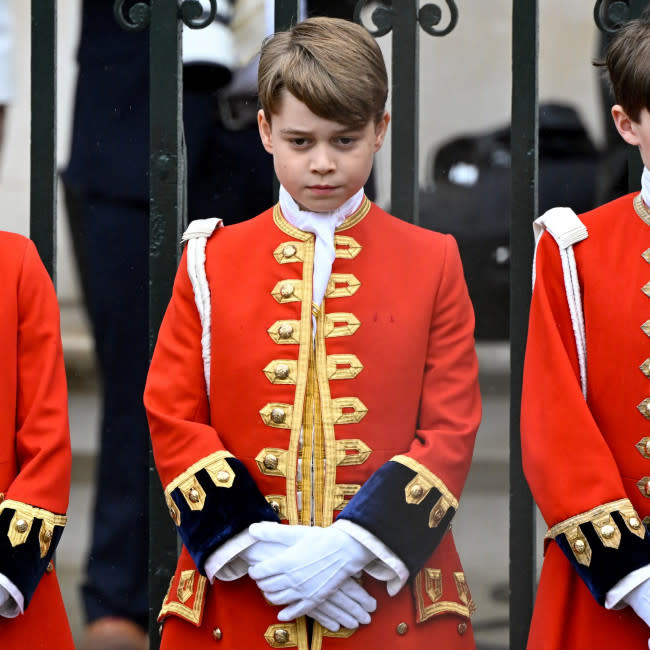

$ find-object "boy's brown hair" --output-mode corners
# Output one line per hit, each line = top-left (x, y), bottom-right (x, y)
(258, 16), (388, 129)
(603, 7), (650, 121)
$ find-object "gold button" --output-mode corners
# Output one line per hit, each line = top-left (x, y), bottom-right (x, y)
(409, 484), (424, 499)
(168, 507), (178, 523)
(280, 283), (295, 298)
(630, 516), (641, 529)
(43, 530), (52, 541)
(264, 454), (279, 470)
(46, 561), (54, 573)
(644, 480), (650, 496)
(15, 519), (28, 533)
(212, 628), (222, 641)
(573, 539), (586, 553)
(274, 364), (290, 380)
(283, 244), (297, 258)
(396, 622), (408, 635)
(188, 488), (200, 503)
(458, 622), (468, 635)
(278, 323), (293, 340)
(601, 524), (615, 539)
(269, 501), (280, 514)
(217, 471), (230, 483)
(273, 628), (290, 644)
(432, 507), (444, 523)
(645, 441), (650, 456)
(271, 408), (286, 424)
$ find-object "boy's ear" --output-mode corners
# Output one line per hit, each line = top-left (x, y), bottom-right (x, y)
(258, 109), (274, 154)
(373, 112), (390, 151)
(611, 104), (641, 146)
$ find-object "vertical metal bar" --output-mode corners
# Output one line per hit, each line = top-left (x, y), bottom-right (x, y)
(510, 0), (538, 648)
(390, 3), (418, 224)
(628, 0), (647, 191)
(30, 0), (57, 281)
(148, 0), (183, 645)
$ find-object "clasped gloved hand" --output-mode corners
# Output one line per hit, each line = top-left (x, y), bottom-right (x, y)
(247, 522), (377, 630)
(622, 578), (650, 648)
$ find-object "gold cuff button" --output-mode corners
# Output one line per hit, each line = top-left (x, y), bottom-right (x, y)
(431, 507), (444, 524)
(188, 488), (200, 503)
(217, 471), (230, 483)
(46, 561), (54, 573)
(15, 519), (28, 533)
(280, 283), (295, 298)
(409, 484), (424, 499)
(573, 539), (586, 553)
(212, 628), (222, 641)
(269, 501), (280, 514)
(264, 454), (279, 470)
(270, 408), (286, 424)
(278, 324), (294, 340)
(273, 628), (290, 644)
(458, 622), (468, 635)
(630, 516), (641, 529)
(396, 622), (408, 635)
(168, 507), (178, 523)
(601, 524), (615, 539)
(274, 364), (290, 380)
(283, 244), (297, 258)
(43, 530), (52, 541)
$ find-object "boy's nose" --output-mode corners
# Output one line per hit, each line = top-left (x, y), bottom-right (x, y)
(310, 147), (336, 174)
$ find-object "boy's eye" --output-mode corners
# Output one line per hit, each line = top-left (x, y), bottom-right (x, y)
(337, 137), (355, 146)
(291, 138), (309, 147)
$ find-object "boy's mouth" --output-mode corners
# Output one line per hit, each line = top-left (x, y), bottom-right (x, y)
(308, 185), (337, 193)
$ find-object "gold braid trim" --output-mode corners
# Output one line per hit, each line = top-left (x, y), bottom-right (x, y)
(0, 499), (67, 557)
(391, 455), (459, 509)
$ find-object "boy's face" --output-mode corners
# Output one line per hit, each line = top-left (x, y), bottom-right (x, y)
(612, 105), (650, 170)
(258, 91), (389, 213)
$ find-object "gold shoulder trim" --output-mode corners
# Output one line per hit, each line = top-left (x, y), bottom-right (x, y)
(391, 455), (459, 509)
(336, 196), (371, 231)
(635, 193), (650, 226)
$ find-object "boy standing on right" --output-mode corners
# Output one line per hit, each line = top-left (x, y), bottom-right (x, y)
(522, 9), (650, 649)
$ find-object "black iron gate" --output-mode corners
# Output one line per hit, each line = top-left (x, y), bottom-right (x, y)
(26, 1), (648, 648)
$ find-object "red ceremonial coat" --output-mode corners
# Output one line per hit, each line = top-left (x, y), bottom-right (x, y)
(0, 232), (74, 648)
(145, 199), (481, 649)
(522, 193), (650, 649)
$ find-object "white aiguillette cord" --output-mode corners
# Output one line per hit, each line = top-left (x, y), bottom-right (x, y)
(279, 185), (364, 308)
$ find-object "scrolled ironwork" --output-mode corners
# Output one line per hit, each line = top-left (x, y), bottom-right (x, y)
(353, 1), (395, 37)
(594, 0), (630, 32)
(113, 0), (151, 32)
(419, 1), (458, 37)
(180, 0), (217, 29)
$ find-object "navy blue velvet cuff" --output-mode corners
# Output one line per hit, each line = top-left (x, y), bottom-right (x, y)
(336, 459), (456, 577)
(554, 510), (650, 604)
(0, 507), (63, 608)
(169, 457), (280, 574)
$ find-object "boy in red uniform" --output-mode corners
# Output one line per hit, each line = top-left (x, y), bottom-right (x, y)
(145, 16), (481, 649)
(522, 9), (650, 649)
(0, 231), (74, 647)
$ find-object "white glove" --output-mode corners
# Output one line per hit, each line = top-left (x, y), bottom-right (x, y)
(622, 578), (650, 647)
(248, 522), (376, 623)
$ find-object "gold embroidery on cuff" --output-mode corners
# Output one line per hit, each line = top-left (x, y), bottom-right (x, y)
(271, 280), (303, 304)
(0, 500), (67, 550)
(333, 484), (361, 511)
(260, 403), (294, 429)
(273, 241), (304, 264)
(263, 360), (298, 384)
(326, 354), (363, 380)
(545, 498), (637, 538)
(429, 495), (453, 528)
(334, 235), (362, 259)
(264, 623), (298, 648)
(621, 503), (647, 539)
(593, 513), (621, 549)
(566, 526), (592, 566)
(335, 439), (371, 467)
(323, 313), (361, 338)
(178, 476), (206, 511)
(330, 397), (368, 425)
(268, 320), (301, 345)
(392, 455), (459, 509)
(255, 448), (289, 477)
(325, 274), (360, 299)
